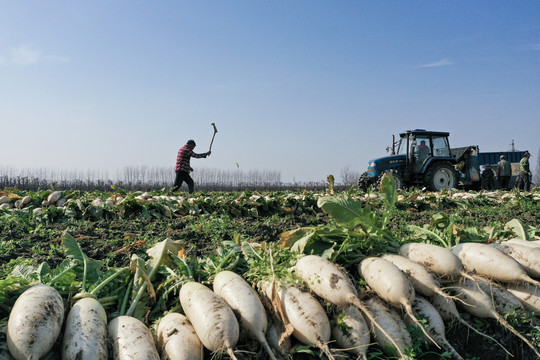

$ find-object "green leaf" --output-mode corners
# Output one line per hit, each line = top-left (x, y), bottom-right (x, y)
(317, 196), (372, 228)
(380, 172), (397, 213)
(505, 219), (536, 240)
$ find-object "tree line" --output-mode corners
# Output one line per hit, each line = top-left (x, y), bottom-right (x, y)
(0, 166), (357, 192)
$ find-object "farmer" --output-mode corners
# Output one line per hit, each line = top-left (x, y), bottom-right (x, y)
(496, 155), (511, 190)
(172, 140), (211, 193)
(517, 151), (532, 191)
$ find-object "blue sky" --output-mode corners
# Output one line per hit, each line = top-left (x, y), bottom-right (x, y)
(1, 1), (539, 183)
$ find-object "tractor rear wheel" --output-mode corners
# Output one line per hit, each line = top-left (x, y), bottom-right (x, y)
(424, 162), (457, 191)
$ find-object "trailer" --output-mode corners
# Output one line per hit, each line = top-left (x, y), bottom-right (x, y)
(452, 146), (527, 189)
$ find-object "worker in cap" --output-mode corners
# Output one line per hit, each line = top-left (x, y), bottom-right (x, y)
(496, 154), (511, 190)
(172, 139), (211, 193)
(517, 151), (532, 191)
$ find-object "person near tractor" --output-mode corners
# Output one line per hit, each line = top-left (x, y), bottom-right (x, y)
(496, 155), (512, 190)
(517, 151), (532, 191)
(172, 140), (211, 193)
(480, 165), (496, 190)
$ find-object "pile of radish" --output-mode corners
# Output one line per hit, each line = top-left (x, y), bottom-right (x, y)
(4, 239), (540, 360)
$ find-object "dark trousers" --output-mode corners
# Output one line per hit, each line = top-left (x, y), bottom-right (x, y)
(498, 176), (510, 190)
(173, 171), (194, 193)
(518, 172), (530, 191)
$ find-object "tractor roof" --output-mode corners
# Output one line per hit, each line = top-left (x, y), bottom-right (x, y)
(399, 129), (450, 137)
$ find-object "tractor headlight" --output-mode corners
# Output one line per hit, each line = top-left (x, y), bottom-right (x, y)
(369, 162), (376, 168)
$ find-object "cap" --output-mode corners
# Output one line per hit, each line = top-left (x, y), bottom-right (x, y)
(524, 151), (531, 157)
(500, 155), (505, 159)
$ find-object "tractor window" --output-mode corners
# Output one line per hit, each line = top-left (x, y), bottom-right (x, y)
(432, 136), (450, 157)
(397, 137), (408, 155)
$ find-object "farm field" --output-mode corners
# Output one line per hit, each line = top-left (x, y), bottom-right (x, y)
(1, 182), (539, 360)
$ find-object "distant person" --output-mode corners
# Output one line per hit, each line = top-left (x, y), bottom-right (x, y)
(416, 140), (430, 162)
(417, 140), (429, 152)
(172, 140), (211, 193)
(480, 165), (495, 190)
(496, 155), (511, 190)
(518, 151), (532, 191)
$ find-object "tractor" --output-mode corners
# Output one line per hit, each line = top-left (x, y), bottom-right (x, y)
(357, 129), (458, 191)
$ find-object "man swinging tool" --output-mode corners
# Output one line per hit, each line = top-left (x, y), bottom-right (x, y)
(172, 124), (217, 193)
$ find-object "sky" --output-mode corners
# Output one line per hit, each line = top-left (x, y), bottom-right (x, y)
(1, 1), (539, 183)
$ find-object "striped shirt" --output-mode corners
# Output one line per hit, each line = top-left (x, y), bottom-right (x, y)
(175, 145), (208, 172)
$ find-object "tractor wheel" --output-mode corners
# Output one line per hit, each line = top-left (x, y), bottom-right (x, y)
(357, 172), (372, 191)
(424, 162), (457, 191)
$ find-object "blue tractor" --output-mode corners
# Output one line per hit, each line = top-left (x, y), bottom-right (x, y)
(358, 129), (459, 191)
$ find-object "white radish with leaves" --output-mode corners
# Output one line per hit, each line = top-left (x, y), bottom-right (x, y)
(399, 242), (473, 281)
(490, 242), (540, 278)
(156, 313), (203, 360)
(331, 305), (370, 360)
(179, 281), (239, 360)
(108, 315), (159, 360)
(358, 257), (437, 346)
(450, 279), (540, 358)
(7, 284), (64, 360)
(452, 243), (540, 286)
(294, 254), (402, 356)
(363, 295), (411, 359)
(404, 295), (465, 360)
(62, 296), (108, 360)
(212, 270), (277, 360)
(278, 285), (336, 360)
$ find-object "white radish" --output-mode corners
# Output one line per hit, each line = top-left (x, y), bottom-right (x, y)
(506, 283), (540, 315)
(278, 285), (336, 360)
(47, 191), (61, 204)
(179, 281), (239, 360)
(7, 284), (64, 360)
(399, 242), (473, 281)
(331, 305), (370, 360)
(473, 276), (523, 314)
(363, 295), (411, 359)
(107, 315), (159, 360)
(358, 257), (437, 346)
(156, 313), (203, 360)
(266, 321), (292, 358)
(212, 270), (277, 360)
(450, 279), (540, 358)
(294, 255), (403, 357)
(429, 292), (508, 354)
(490, 242), (540, 278)
(503, 238), (540, 248)
(452, 243), (540, 286)
(381, 254), (450, 299)
(404, 295), (465, 360)
(62, 297), (108, 360)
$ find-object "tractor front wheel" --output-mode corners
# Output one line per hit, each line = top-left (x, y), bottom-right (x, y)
(424, 162), (457, 191)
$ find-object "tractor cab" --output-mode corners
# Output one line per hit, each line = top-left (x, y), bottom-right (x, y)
(396, 129), (452, 176)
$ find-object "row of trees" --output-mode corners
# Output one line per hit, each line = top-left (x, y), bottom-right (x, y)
(0, 166), (356, 191)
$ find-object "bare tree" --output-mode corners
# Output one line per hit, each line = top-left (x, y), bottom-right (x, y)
(340, 166), (361, 186)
